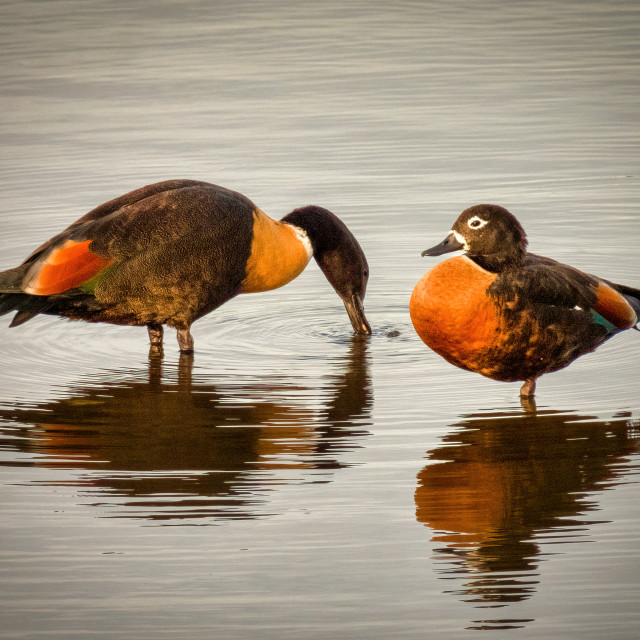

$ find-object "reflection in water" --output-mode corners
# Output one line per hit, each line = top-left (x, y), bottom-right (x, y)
(0, 338), (371, 522)
(416, 406), (638, 629)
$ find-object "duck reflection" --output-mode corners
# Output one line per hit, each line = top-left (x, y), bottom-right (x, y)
(0, 338), (371, 522)
(416, 406), (638, 609)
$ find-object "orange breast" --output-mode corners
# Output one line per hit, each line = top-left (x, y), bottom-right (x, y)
(416, 459), (509, 546)
(240, 208), (312, 293)
(410, 256), (500, 372)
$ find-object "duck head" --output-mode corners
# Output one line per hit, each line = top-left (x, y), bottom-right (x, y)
(422, 204), (528, 272)
(282, 206), (371, 335)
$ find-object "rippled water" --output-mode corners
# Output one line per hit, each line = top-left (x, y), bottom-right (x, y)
(1, 1), (639, 638)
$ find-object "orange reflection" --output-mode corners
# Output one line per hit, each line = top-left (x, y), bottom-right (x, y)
(0, 338), (371, 521)
(416, 406), (638, 610)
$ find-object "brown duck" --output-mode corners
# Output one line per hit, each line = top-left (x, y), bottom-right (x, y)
(0, 180), (371, 352)
(410, 204), (639, 397)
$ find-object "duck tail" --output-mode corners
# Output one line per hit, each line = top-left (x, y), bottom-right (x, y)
(613, 282), (640, 299)
(0, 293), (53, 326)
(612, 282), (640, 327)
(0, 265), (28, 293)
(0, 264), (53, 326)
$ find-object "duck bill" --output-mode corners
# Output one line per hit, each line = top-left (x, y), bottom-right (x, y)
(421, 232), (465, 256)
(344, 293), (371, 335)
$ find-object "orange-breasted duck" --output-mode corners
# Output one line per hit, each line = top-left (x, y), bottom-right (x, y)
(0, 180), (371, 353)
(410, 204), (639, 397)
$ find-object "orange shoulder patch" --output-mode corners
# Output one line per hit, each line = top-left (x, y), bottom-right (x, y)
(593, 282), (638, 330)
(24, 239), (114, 295)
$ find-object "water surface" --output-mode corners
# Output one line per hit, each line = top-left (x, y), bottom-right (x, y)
(1, 1), (639, 638)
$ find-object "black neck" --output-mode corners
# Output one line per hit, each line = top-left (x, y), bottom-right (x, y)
(281, 206), (349, 255)
(468, 249), (525, 273)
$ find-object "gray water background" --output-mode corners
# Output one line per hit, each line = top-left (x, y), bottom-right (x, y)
(1, 1), (639, 638)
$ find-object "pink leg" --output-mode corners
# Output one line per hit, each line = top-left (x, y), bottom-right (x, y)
(176, 327), (194, 353)
(148, 323), (164, 356)
(520, 378), (537, 397)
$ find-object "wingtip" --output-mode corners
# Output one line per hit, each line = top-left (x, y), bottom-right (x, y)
(1, 294), (54, 327)
(9, 310), (39, 327)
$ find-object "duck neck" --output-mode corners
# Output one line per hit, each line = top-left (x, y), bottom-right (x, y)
(468, 246), (525, 273)
(239, 208), (313, 293)
(281, 205), (370, 335)
(281, 205), (344, 255)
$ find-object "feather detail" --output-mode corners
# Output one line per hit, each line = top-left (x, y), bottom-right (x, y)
(592, 282), (638, 330)
(23, 240), (114, 296)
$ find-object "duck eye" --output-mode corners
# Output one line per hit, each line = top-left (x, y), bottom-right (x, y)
(468, 216), (487, 230)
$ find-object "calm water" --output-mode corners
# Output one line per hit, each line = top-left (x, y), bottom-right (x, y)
(1, 1), (639, 638)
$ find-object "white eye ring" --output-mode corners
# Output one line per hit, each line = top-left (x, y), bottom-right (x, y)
(467, 215), (487, 230)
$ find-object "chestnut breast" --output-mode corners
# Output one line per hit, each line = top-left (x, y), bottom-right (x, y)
(240, 208), (313, 293)
(410, 255), (500, 372)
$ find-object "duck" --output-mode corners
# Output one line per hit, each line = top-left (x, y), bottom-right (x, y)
(0, 179), (371, 353)
(410, 204), (639, 397)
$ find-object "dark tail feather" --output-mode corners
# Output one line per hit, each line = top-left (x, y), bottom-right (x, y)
(0, 265), (29, 293)
(0, 293), (53, 327)
(612, 282), (640, 324)
(10, 310), (41, 327)
(0, 293), (23, 317)
(0, 295), (15, 316)
(612, 282), (640, 300)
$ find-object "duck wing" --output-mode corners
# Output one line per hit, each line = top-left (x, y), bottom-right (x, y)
(1, 180), (256, 325)
(8, 180), (253, 296)
(489, 253), (638, 331)
(20, 180), (213, 265)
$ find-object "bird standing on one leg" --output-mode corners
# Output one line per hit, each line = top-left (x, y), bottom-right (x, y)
(0, 180), (371, 354)
(410, 204), (639, 397)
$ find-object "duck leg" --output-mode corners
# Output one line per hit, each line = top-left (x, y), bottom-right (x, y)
(148, 323), (164, 356)
(519, 377), (537, 397)
(176, 326), (194, 353)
